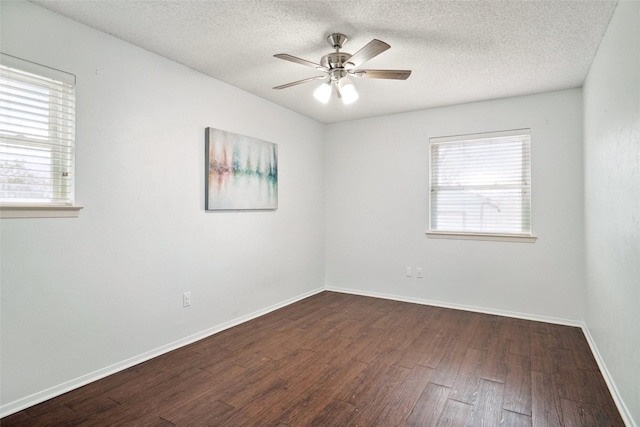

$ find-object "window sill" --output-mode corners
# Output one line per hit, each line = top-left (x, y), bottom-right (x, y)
(426, 231), (537, 243)
(0, 205), (83, 219)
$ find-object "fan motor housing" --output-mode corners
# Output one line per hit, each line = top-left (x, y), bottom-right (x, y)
(320, 52), (352, 70)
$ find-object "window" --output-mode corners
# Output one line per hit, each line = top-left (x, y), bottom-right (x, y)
(0, 53), (81, 218)
(428, 129), (535, 242)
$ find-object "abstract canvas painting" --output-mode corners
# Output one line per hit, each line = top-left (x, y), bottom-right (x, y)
(205, 128), (278, 210)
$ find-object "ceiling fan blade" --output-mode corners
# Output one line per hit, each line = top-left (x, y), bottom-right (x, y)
(350, 69), (412, 80)
(345, 39), (390, 67)
(274, 54), (327, 70)
(273, 75), (326, 90)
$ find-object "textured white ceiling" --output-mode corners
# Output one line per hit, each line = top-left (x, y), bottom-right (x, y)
(30, 0), (618, 123)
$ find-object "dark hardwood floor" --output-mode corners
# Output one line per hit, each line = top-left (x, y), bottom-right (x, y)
(2, 291), (625, 426)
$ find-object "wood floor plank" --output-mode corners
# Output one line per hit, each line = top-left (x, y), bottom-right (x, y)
(342, 301), (389, 324)
(502, 352), (532, 416)
(309, 399), (358, 426)
(551, 347), (595, 405)
(430, 338), (470, 388)
(448, 347), (487, 404)
(325, 334), (371, 366)
(505, 318), (532, 356)
(531, 370), (563, 427)
(300, 323), (350, 353)
(435, 398), (474, 427)
(214, 380), (296, 427)
(572, 342), (600, 372)
(1, 292), (624, 427)
(339, 347), (402, 405)
(373, 365), (435, 426)
(199, 356), (247, 379)
(347, 364), (412, 426)
(404, 382), (451, 427)
(562, 330), (601, 372)
(313, 335), (353, 365)
(345, 325), (390, 364)
(293, 307), (341, 330)
(529, 332), (554, 374)
(150, 418), (176, 427)
(273, 358), (368, 425)
(216, 361), (285, 408)
(369, 309), (402, 330)
(277, 349), (327, 384)
(380, 324), (425, 352)
(331, 317), (367, 339)
(62, 396), (120, 419)
(116, 367), (219, 421)
(71, 400), (174, 427)
(553, 325), (585, 351)
(159, 395), (233, 426)
(560, 398), (599, 427)
(467, 379), (505, 427)
(22, 404), (76, 426)
(390, 302), (431, 329)
(59, 348), (202, 414)
(468, 313), (500, 349)
(110, 368), (199, 410)
(501, 409), (533, 426)
(401, 327), (449, 369)
(580, 369), (626, 426)
(230, 350), (335, 425)
(481, 332), (510, 383)
(434, 309), (474, 342)
(0, 411), (33, 427)
(245, 361), (336, 424)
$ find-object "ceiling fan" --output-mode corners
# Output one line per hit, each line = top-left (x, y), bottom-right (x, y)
(273, 33), (411, 105)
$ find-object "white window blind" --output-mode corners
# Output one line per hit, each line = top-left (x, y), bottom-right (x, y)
(0, 54), (76, 206)
(429, 129), (532, 238)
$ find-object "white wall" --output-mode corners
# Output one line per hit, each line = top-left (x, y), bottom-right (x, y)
(325, 89), (585, 321)
(584, 1), (640, 424)
(0, 0), (325, 410)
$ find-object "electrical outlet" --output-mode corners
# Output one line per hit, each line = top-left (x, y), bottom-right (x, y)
(183, 292), (192, 307)
(416, 267), (423, 278)
(406, 266), (413, 277)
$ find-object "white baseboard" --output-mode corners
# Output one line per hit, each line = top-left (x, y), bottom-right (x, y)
(0, 287), (325, 418)
(325, 286), (584, 327)
(580, 325), (636, 427)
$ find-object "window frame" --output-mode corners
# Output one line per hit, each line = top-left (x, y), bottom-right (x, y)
(426, 129), (536, 243)
(0, 53), (82, 219)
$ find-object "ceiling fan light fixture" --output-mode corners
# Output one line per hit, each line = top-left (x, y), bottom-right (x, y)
(313, 82), (332, 104)
(274, 33), (409, 107)
(339, 77), (358, 104)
